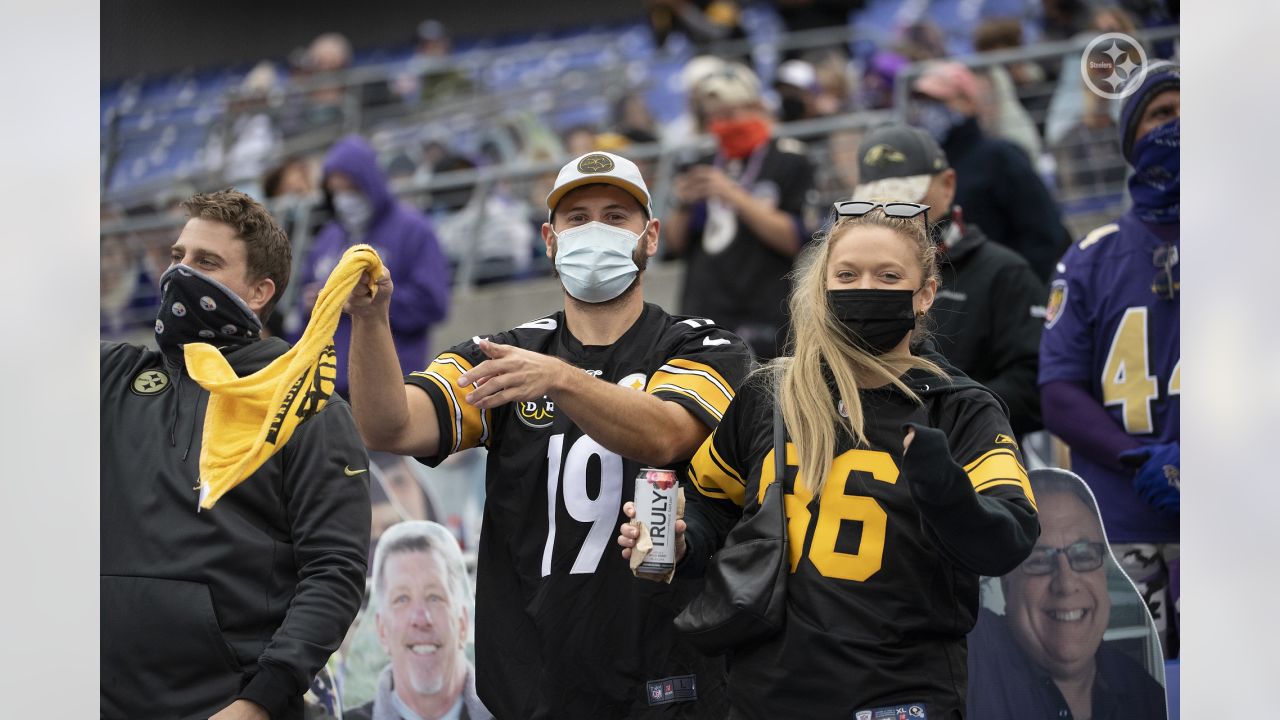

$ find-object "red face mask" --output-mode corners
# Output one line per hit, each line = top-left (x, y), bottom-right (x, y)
(709, 117), (772, 159)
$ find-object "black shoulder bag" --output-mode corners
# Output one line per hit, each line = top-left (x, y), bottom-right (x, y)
(673, 404), (789, 656)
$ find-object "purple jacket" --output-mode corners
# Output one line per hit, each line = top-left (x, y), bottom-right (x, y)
(297, 135), (450, 395)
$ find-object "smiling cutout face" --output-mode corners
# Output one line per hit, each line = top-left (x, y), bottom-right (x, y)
(1003, 491), (1111, 681)
(376, 549), (468, 698)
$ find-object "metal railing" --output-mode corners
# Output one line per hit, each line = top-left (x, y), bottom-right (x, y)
(101, 26), (1179, 340)
(99, 19), (904, 208)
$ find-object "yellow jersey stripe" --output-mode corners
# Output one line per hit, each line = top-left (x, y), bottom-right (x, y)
(973, 479), (1039, 511)
(965, 448), (1035, 507)
(684, 464), (732, 501)
(687, 433), (747, 506)
(688, 452), (745, 506)
(409, 370), (463, 453)
(650, 383), (723, 421)
(708, 440), (745, 486)
(648, 359), (736, 417)
(413, 353), (486, 453)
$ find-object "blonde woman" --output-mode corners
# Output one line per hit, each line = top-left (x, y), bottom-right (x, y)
(620, 203), (1040, 719)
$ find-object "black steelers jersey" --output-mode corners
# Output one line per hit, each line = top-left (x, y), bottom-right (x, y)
(683, 362), (1037, 720)
(405, 303), (752, 720)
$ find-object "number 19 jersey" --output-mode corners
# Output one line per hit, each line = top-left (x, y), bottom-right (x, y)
(406, 303), (753, 719)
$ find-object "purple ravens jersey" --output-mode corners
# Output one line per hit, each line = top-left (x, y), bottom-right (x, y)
(1039, 213), (1179, 543)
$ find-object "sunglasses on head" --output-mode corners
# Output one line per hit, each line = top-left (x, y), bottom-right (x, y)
(1019, 540), (1107, 576)
(834, 201), (931, 226)
(1152, 243), (1179, 300)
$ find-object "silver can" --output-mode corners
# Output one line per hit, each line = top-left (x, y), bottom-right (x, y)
(634, 467), (679, 575)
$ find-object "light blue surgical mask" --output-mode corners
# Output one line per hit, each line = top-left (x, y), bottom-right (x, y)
(332, 191), (373, 234)
(552, 220), (646, 303)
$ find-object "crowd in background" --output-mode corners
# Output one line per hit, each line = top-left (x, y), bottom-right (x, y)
(101, 2), (1179, 342)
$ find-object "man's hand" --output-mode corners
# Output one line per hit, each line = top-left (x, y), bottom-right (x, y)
(209, 699), (269, 720)
(456, 338), (573, 410)
(1119, 442), (1180, 518)
(618, 500), (687, 567)
(343, 267), (393, 319)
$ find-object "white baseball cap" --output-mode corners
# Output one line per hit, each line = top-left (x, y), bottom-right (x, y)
(546, 151), (653, 219)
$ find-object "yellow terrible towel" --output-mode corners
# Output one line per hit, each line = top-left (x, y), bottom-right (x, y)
(185, 244), (384, 509)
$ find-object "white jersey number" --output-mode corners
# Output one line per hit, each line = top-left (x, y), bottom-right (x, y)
(541, 433), (624, 576)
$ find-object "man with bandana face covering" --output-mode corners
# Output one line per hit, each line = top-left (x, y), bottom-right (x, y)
(1040, 61), (1180, 659)
(100, 190), (372, 720)
(665, 63), (817, 362)
(345, 151), (753, 719)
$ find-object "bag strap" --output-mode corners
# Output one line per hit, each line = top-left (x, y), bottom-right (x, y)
(772, 401), (786, 519)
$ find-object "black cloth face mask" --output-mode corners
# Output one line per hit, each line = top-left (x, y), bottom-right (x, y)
(154, 264), (262, 358)
(828, 288), (917, 355)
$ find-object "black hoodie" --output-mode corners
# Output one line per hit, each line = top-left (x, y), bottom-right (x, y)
(101, 338), (371, 720)
(931, 221), (1048, 436)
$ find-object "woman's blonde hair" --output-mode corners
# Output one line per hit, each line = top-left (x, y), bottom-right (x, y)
(769, 208), (946, 495)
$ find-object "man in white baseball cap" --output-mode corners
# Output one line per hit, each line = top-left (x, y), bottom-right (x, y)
(344, 151), (752, 718)
(545, 150), (653, 220)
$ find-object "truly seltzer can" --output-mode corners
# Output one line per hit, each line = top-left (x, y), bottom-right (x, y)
(634, 467), (678, 576)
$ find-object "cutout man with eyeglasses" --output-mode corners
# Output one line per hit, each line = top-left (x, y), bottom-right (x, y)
(967, 470), (1167, 719)
(1038, 62), (1180, 659)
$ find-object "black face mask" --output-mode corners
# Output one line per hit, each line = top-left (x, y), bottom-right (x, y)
(154, 264), (262, 358)
(828, 288), (917, 355)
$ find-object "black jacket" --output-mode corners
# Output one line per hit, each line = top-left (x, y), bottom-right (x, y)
(101, 338), (371, 720)
(931, 222), (1048, 435)
(943, 117), (1070, 282)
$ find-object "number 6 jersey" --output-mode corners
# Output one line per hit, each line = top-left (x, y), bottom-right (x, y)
(405, 302), (752, 719)
(682, 360), (1037, 720)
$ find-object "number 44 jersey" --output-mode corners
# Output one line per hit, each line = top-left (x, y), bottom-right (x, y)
(406, 303), (752, 719)
(1039, 216), (1179, 543)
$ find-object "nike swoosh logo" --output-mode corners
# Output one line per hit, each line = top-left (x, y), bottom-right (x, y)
(702, 337), (731, 346)
(344, 466), (368, 476)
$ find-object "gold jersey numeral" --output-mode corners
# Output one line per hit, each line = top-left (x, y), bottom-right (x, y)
(759, 446), (898, 582)
(1101, 307), (1160, 434)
